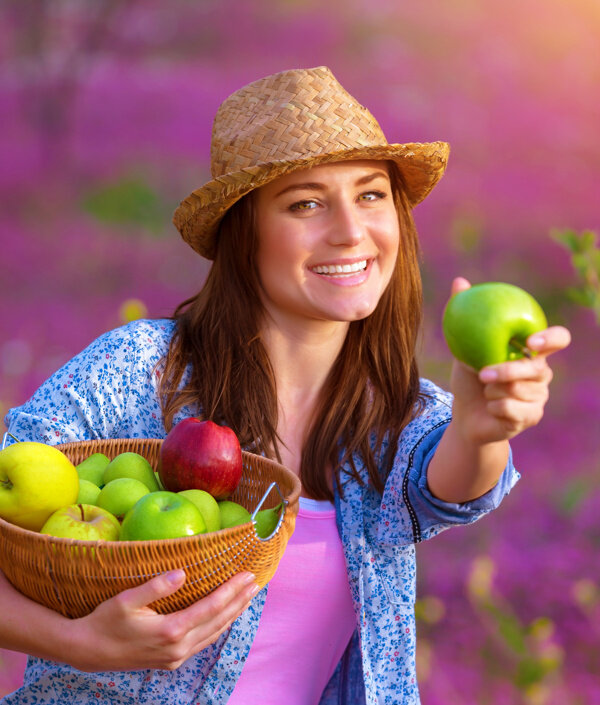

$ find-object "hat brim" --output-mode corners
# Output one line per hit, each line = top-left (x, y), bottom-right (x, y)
(173, 141), (450, 260)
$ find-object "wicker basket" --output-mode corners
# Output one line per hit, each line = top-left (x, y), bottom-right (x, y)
(0, 438), (301, 618)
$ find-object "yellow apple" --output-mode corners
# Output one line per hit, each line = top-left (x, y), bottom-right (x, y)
(41, 503), (121, 541)
(0, 441), (80, 531)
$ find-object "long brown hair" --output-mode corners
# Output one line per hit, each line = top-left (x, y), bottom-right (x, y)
(159, 163), (425, 500)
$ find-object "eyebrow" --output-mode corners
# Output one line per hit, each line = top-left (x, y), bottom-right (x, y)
(273, 170), (390, 198)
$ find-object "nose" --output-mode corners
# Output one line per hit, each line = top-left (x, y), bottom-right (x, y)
(326, 199), (366, 247)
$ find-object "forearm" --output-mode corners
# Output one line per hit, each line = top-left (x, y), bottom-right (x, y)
(426, 420), (510, 503)
(0, 569), (79, 665)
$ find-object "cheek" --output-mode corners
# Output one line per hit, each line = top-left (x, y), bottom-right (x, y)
(255, 243), (303, 304)
(381, 223), (400, 277)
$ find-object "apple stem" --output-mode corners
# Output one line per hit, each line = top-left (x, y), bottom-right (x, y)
(78, 504), (85, 521)
(509, 337), (533, 359)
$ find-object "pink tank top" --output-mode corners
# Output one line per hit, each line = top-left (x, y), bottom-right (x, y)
(228, 497), (356, 704)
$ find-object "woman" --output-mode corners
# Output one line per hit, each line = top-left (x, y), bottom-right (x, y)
(1, 67), (570, 704)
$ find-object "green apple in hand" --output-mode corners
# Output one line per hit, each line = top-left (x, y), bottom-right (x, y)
(119, 491), (206, 541)
(96, 477), (150, 520)
(0, 442), (79, 531)
(41, 503), (121, 541)
(77, 479), (102, 506)
(218, 500), (251, 529)
(178, 489), (221, 532)
(76, 453), (110, 487)
(103, 452), (159, 492)
(442, 282), (548, 370)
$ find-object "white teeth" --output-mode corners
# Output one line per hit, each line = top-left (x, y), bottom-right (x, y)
(312, 260), (367, 275)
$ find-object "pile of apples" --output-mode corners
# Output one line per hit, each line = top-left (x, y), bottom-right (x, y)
(0, 419), (281, 542)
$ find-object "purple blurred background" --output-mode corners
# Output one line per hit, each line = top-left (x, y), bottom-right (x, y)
(1, 1), (599, 701)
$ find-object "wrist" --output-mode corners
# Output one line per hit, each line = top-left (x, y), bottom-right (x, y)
(427, 421), (510, 503)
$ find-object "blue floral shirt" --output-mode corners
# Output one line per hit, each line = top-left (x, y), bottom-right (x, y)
(2, 319), (519, 705)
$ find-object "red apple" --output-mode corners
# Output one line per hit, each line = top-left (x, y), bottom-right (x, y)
(158, 419), (242, 500)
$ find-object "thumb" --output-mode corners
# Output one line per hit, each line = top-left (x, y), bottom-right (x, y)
(117, 570), (186, 611)
(450, 276), (471, 297)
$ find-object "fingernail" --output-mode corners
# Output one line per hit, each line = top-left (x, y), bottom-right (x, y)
(528, 335), (545, 348)
(166, 569), (185, 585)
(479, 369), (498, 382)
(242, 572), (257, 585)
(249, 583), (261, 597)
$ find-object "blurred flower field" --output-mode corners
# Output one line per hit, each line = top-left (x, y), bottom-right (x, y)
(1, 1), (599, 702)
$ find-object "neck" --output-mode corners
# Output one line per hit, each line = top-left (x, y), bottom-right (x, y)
(261, 316), (349, 410)
(259, 314), (349, 482)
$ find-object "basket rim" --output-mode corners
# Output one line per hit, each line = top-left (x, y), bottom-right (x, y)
(0, 442), (302, 546)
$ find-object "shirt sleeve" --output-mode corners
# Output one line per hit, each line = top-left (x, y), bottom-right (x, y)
(3, 320), (171, 447)
(376, 379), (520, 546)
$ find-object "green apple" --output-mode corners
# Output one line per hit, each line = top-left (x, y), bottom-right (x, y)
(76, 453), (110, 487)
(253, 503), (283, 539)
(102, 452), (159, 492)
(218, 500), (251, 529)
(442, 282), (548, 370)
(96, 477), (150, 520)
(178, 489), (221, 533)
(0, 441), (79, 531)
(41, 503), (121, 541)
(119, 491), (206, 541)
(77, 479), (102, 505)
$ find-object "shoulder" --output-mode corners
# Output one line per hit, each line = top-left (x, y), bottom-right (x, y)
(74, 318), (176, 373)
(393, 378), (453, 453)
(90, 318), (176, 356)
(3, 319), (178, 443)
(416, 377), (453, 418)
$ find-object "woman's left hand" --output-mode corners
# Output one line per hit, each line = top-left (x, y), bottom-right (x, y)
(448, 279), (572, 446)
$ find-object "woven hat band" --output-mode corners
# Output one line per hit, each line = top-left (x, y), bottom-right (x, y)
(210, 66), (389, 177)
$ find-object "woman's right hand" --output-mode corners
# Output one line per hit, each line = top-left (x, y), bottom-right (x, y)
(66, 570), (260, 672)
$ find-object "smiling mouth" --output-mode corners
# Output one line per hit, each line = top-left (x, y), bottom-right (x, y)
(310, 260), (368, 276)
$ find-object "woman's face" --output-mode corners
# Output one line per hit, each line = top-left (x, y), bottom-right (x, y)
(253, 160), (400, 330)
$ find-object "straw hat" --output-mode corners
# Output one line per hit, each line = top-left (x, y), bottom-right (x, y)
(173, 66), (450, 260)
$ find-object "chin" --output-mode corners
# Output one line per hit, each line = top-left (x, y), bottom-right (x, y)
(332, 297), (381, 322)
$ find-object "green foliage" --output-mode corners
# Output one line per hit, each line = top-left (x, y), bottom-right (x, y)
(551, 228), (600, 323)
(467, 558), (564, 693)
(82, 176), (169, 235)
(556, 476), (593, 515)
(479, 599), (528, 655)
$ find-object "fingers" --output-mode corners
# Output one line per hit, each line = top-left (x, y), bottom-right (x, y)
(164, 572), (260, 662)
(526, 325), (572, 358)
(450, 276), (471, 297)
(84, 571), (260, 672)
(474, 350), (556, 438)
(483, 378), (550, 404)
(479, 356), (553, 386)
(484, 398), (545, 431)
(181, 572), (260, 635)
(113, 569), (186, 613)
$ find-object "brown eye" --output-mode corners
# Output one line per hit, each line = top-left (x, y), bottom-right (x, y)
(290, 200), (318, 212)
(359, 190), (386, 202)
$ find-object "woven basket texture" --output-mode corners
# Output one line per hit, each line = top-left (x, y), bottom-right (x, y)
(0, 438), (300, 618)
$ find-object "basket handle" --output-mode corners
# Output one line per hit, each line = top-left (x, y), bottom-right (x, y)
(2, 432), (19, 450)
(250, 481), (288, 542)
